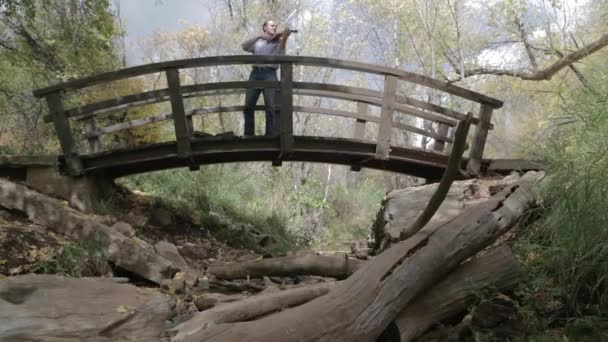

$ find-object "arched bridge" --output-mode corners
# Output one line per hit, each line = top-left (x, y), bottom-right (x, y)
(33, 55), (504, 180)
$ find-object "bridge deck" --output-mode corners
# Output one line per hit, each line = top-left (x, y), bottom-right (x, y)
(74, 135), (450, 180)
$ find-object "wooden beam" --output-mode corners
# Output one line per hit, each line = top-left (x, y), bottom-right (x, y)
(279, 62), (294, 156)
(44, 92), (82, 175)
(354, 102), (368, 141)
(376, 76), (398, 159)
(83, 117), (101, 153)
(165, 68), (191, 158)
(432, 123), (450, 153)
(467, 104), (494, 176)
(33, 55), (503, 108)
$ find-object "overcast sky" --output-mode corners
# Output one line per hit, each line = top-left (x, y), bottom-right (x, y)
(115, 0), (214, 65)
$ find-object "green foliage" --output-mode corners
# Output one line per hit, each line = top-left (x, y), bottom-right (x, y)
(120, 166), (299, 255)
(514, 73), (608, 337)
(0, 0), (122, 153)
(316, 180), (384, 250)
(30, 239), (110, 277)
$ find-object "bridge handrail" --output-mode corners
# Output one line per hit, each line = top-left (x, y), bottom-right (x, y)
(33, 55), (503, 108)
(33, 55), (501, 176)
(46, 81), (481, 127)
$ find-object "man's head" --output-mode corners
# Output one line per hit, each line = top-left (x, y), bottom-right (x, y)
(262, 20), (277, 36)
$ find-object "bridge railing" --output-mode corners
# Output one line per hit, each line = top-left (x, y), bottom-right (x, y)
(33, 55), (503, 176)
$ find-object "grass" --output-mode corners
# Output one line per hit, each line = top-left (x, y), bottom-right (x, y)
(120, 165), (299, 255)
(31, 239), (110, 277)
(515, 84), (608, 338)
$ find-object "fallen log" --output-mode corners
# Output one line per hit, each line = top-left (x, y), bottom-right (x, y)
(395, 244), (521, 341)
(0, 179), (178, 284)
(399, 114), (471, 241)
(168, 172), (543, 342)
(168, 282), (335, 339)
(208, 254), (365, 280)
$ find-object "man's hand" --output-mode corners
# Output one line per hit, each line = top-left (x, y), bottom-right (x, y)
(281, 26), (292, 39)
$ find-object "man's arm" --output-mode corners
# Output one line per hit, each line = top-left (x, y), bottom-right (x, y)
(241, 36), (262, 53)
(278, 27), (291, 54)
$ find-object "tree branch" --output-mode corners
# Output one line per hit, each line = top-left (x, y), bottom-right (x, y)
(448, 33), (608, 82)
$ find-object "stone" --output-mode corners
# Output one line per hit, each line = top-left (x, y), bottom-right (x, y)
(155, 241), (189, 271)
(111, 221), (136, 237)
(25, 165), (114, 213)
(123, 212), (148, 227)
(0, 179), (178, 284)
(0, 274), (171, 341)
(178, 243), (209, 260)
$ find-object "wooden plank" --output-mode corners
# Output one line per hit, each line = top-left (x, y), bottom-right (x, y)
(33, 55), (503, 108)
(354, 102), (368, 141)
(85, 105), (266, 139)
(45, 92), (82, 175)
(351, 102), (369, 172)
(376, 75), (398, 159)
(432, 123), (450, 153)
(296, 83), (457, 126)
(279, 63), (294, 156)
(393, 121), (453, 143)
(394, 103), (457, 126)
(296, 89), (384, 107)
(45, 82), (279, 124)
(466, 104), (494, 176)
(83, 117), (102, 153)
(165, 68), (191, 158)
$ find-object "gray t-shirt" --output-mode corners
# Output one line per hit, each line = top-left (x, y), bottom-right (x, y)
(250, 38), (285, 69)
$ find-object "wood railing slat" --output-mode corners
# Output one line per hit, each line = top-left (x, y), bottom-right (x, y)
(166, 68), (192, 158)
(466, 104), (494, 176)
(279, 63), (294, 156)
(376, 76), (398, 159)
(44, 91), (83, 175)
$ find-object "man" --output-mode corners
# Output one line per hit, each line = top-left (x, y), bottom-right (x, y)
(241, 20), (292, 136)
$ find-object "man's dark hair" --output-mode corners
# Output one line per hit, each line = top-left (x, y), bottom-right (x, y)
(262, 20), (274, 32)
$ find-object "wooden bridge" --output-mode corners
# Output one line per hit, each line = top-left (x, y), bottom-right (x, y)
(33, 55), (504, 180)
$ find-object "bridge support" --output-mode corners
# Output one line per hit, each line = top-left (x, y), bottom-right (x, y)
(467, 104), (494, 176)
(0, 156), (113, 213)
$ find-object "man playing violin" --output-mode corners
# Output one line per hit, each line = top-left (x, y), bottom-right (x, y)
(241, 20), (293, 136)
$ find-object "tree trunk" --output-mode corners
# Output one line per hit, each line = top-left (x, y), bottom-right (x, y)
(395, 245), (521, 341)
(168, 283), (335, 339)
(170, 172), (543, 342)
(208, 254), (365, 280)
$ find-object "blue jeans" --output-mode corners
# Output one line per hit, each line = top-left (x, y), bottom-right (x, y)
(243, 67), (277, 136)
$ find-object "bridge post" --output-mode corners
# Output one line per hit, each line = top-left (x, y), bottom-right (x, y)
(279, 62), (294, 157)
(351, 102), (368, 172)
(166, 68), (193, 159)
(466, 104), (494, 176)
(83, 118), (102, 153)
(44, 91), (83, 176)
(376, 75), (398, 160)
(433, 123), (449, 153)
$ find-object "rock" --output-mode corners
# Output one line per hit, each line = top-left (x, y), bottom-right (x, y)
(0, 179), (178, 284)
(155, 241), (189, 271)
(178, 243), (209, 260)
(123, 212), (148, 227)
(0, 274), (171, 341)
(97, 214), (118, 226)
(375, 174), (525, 242)
(111, 221), (136, 237)
(150, 207), (174, 227)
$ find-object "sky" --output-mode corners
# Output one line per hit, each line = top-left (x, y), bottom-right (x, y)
(115, 0), (214, 65)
